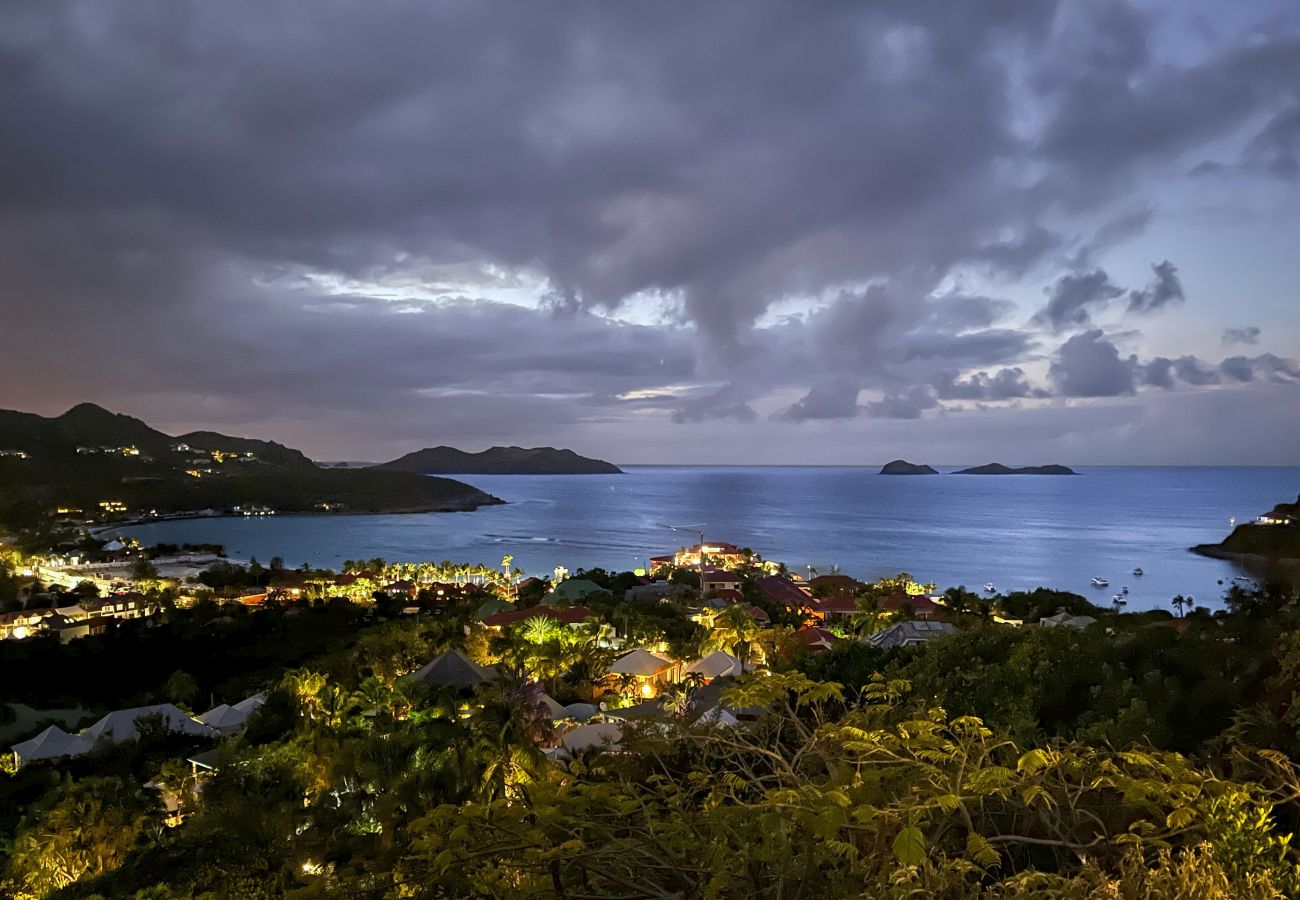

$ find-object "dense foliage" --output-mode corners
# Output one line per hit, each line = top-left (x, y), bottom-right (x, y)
(5, 570), (1300, 898)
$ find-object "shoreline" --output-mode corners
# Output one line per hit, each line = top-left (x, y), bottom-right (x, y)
(93, 498), (503, 537)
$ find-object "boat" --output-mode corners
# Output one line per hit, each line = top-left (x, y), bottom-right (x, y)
(1121, 586), (1129, 595)
(983, 583), (996, 593)
(1112, 594), (1127, 605)
(1133, 567), (1143, 576)
(1090, 576), (1109, 587)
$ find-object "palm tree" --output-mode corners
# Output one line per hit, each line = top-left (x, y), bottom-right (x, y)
(1171, 594), (1188, 618)
(708, 605), (762, 671)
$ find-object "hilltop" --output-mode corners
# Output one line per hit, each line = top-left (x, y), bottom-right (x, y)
(953, 463), (1076, 475)
(1192, 494), (1300, 565)
(879, 460), (938, 475)
(376, 445), (622, 475)
(0, 404), (501, 525)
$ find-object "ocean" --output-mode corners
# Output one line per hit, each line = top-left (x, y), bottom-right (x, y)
(114, 466), (1299, 612)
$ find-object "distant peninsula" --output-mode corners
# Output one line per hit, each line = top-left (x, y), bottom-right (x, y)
(953, 463), (1077, 475)
(376, 445), (623, 475)
(879, 460), (938, 475)
(0, 403), (501, 526)
(1192, 494), (1300, 565)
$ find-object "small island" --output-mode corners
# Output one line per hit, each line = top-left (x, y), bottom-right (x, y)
(879, 459), (938, 475)
(952, 463), (1076, 476)
(375, 445), (623, 475)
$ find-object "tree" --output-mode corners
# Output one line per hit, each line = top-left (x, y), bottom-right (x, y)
(161, 669), (200, 708)
(4, 776), (155, 895)
(707, 604), (763, 670)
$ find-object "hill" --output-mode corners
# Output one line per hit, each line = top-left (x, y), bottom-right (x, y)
(953, 463), (1076, 475)
(0, 404), (501, 525)
(376, 445), (622, 475)
(879, 459), (937, 475)
(1192, 494), (1300, 565)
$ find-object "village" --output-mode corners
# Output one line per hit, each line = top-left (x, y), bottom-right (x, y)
(2, 529), (1134, 779)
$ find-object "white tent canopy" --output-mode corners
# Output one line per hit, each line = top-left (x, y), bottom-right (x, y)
(610, 649), (670, 677)
(685, 651), (742, 680)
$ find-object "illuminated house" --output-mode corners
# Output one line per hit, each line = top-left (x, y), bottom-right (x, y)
(651, 541), (743, 571)
(609, 649), (680, 698)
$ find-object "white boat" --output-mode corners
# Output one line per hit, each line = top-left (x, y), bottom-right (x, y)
(1112, 594), (1127, 605)
(1133, 568), (1143, 576)
(983, 583), (996, 593)
(1091, 576), (1109, 587)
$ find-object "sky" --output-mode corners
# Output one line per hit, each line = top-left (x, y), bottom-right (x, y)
(0, 1), (1297, 465)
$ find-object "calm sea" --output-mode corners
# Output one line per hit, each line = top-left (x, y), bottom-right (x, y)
(115, 466), (1299, 612)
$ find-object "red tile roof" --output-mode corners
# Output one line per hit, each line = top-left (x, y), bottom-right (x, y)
(794, 626), (839, 652)
(810, 574), (859, 596)
(816, 595), (858, 614)
(714, 588), (745, 605)
(882, 594), (941, 618)
(481, 605), (600, 628)
(756, 575), (813, 610)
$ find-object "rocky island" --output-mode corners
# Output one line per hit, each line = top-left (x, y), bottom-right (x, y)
(879, 459), (938, 475)
(0, 403), (501, 526)
(953, 463), (1077, 475)
(375, 445), (623, 475)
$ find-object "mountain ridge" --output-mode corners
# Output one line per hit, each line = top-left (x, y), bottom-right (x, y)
(0, 404), (501, 525)
(376, 445), (622, 475)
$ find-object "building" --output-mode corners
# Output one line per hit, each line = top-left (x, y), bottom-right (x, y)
(809, 574), (859, 597)
(543, 578), (613, 604)
(407, 649), (498, 689)
(700, 566), (742, 593)
(625, 581), (679, 604)
(814, 595), (858, 622)
(866, 620), (957, 649)
(881, 593), (944, 620)
(793, 625), (839, 653)
(649, 541), (750, 573)
(609, 649), (679, 698)
(755, 575), (815, 612)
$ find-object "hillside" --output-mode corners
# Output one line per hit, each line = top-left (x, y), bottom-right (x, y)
(953, 463), (1076, 475)
(0, 404), (501, 525)
(376, 445), (622, 475)
(1192, 494), (1300, 564)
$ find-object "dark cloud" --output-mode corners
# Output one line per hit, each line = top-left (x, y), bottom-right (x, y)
(773, 378), (861, 422)
(670, 384), (757, 425)
(1125, 260), (1184, 314)
(1222, 325), (1262, 345)
(1036, 269), (1124, 332)
(1036, 260), (1184, 331)
(862, 386), (940, 420)
(936, 368), (1045, 401)
(1049, 330), (1137, 397)
(0, 1), (1295, 462)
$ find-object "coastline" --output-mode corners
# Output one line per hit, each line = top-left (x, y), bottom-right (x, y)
(93, 496), (504, 537)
